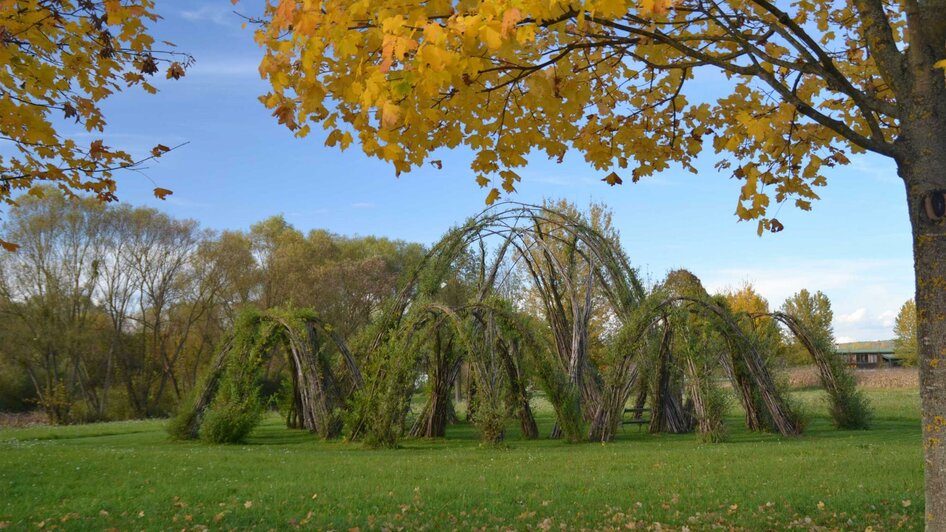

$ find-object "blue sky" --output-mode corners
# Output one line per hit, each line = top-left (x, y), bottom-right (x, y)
(60, 1), (915, 342)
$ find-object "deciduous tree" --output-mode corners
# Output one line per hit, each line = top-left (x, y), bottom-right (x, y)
(0, 0), (191, 251)
(0, 191), (112, 422)
(253, 1), (946, 520)
(895, 298), (919, 367)
(781, 289), (835, 365)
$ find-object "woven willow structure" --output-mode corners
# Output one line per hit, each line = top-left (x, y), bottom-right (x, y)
(175, 203), (869, 445)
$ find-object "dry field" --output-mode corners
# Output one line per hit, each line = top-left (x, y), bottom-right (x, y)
(0, 411), (48, 428)
(784, 365), (918, 389)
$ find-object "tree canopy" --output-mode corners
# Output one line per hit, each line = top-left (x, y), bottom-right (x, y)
(252, 0), (913, 233)
(0, 0), (191, 251)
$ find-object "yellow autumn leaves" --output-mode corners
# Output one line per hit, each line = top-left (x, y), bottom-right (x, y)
(253, 0), (687, 204)
(247, 0), (880, 232)
(0, 0), (189, 215)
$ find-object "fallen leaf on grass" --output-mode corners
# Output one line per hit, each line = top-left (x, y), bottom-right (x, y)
(902, 500), (912, 508)
(244, 500), (253, 509)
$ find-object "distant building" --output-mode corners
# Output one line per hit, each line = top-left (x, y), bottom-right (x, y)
(835, 340), (899, 369)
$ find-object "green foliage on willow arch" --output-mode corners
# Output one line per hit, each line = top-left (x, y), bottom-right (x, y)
(345, 302), (459, 447)
(168, 307), (355, 443)
(765, 312), (871, 430)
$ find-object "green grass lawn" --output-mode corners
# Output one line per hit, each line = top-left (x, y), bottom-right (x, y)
(0, 388), (923, 530)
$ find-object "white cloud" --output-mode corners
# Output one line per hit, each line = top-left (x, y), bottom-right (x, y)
(700, 257), (913, 342)
(878, 309), (897, 328)
(180, 5), (241, 28)
(837, 308), (867, 323)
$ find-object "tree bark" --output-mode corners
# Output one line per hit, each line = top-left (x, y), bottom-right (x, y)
(900, 148), (946, 529)
(893, 9), (946, 524)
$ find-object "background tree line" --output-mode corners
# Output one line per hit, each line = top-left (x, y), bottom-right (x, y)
(0, 189), (423, 423)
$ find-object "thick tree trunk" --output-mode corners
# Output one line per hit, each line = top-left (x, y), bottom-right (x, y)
(895, 8), (946, 527)
(900, 151), (946, 528)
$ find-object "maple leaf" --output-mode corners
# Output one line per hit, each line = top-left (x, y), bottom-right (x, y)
(273, 104), (298, 130)
(153, 187), (173, 200)
(499, 169), (520, 192)
(89, 140), (107, 160)
(150, 144), (171, 157)
(166, 62), (186, 80)
(501, 8), (523, 37)
(602, 171), (623, 186)
(275, 0), (295, 23)
(485, 187), (501, 205)
(381, 101), (401, 129)
(63, 103), (77, 121)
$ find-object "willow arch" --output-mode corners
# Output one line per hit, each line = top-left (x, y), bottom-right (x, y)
(170, 308), (361, 442)
(173, 203), (871, 446)
(758, 312), (871, 429)
(340, 202), (649, 445)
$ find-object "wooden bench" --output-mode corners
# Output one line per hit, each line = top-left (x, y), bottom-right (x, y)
(622, 407), (652, 431)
